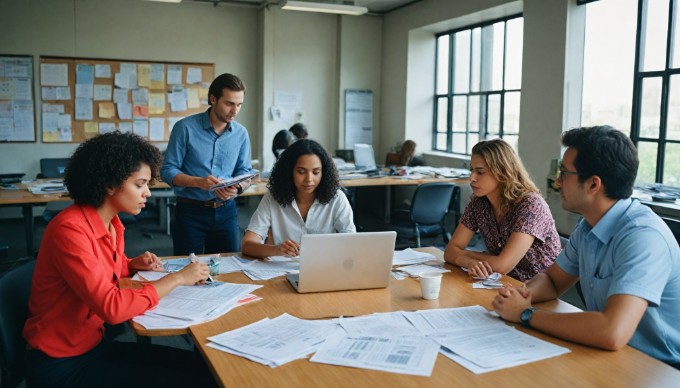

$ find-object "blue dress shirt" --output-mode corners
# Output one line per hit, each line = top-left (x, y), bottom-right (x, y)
(161, 109), (253, 202)
(557, 198), (680, 363)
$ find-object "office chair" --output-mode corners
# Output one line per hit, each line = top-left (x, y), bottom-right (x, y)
(389, 182), (457, 248)
(37, 158), (72, 223)
(0, 259), (35, 388)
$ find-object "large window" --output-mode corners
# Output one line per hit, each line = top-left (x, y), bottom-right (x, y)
(582, 0), (680, 186)
(433, 15), (523, 155)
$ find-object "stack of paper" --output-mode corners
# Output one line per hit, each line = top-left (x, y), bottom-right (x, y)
(241, 259), (299, 280)
(392, 248), (436, 266)
(394, 263), (450, 277)
(132, 278), (262, 329)
(28, 182), (68, 194)
(207, 314), (336, 367)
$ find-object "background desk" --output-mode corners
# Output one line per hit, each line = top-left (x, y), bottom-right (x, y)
(179, 248), (679, 386)
(0, 185), (70, 255)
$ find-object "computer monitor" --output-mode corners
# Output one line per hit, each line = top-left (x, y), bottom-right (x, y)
(353, 143), (377, 171)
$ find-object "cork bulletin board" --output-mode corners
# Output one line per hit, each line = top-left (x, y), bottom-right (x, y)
(39, 56), (214, 143)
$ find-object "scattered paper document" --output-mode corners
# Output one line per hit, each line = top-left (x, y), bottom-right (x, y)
(208, 314), (336, 367)
(339, 312), (422, 337)
(433, 325), (570, 373)
(402, 305), (503, 334)
(310, 332), (440, 377)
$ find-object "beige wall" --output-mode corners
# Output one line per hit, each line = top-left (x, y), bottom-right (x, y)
(0, 0), (585, 230)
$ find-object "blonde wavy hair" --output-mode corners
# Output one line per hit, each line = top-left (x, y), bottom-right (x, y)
(471, 139), (539, 215)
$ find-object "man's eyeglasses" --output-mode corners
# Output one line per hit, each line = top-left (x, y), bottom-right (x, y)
(557, 166), (578, 181)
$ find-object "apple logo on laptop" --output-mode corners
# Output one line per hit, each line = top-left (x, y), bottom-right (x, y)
(343, 259), (354, 270)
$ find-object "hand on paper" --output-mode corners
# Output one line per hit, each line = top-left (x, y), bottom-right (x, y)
(492, 285), (532, 323)
(466, 259), (493, 280)
(196, 175), (222, 191)
(176, 262), (211, 286)
(129, 251), (163, 272)
(276, 239), (300, 257)
(214, 185), (238, 201)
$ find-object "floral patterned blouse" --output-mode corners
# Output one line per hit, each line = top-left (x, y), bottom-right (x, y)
(459, 192), (561, 281)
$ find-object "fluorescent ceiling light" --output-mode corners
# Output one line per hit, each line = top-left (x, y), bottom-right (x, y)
(282, 1), (368, 16)
(145, 0), (182, 3)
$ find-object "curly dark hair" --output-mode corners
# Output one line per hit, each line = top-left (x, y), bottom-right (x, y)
(64, 131), (162, 207)
(267, 139), (340, 206)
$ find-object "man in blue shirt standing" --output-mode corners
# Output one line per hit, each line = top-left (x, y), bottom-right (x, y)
(161, 73), (254, 255)
(493, 125), (680, 368)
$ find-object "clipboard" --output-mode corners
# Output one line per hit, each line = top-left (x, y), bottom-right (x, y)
(209, 172), (258, 192)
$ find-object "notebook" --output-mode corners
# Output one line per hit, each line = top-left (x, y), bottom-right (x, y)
(286, 231), (397, 293)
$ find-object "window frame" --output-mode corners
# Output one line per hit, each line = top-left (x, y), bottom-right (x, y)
(433, 13), (523, 156)
(630, 0), (680, 184)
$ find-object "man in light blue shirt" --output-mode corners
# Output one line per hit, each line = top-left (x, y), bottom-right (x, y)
(493, 126), (680, 367)
(161, 73), (253, 255)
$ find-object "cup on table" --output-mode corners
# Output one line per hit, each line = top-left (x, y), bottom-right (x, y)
(208, 255), (222, 276)
(419, 272), (443, 300)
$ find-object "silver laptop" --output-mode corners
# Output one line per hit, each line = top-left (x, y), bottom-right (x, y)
(286, 231), (397, 293)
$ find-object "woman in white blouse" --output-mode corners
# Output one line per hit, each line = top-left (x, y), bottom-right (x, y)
(242, 139), (356, 258)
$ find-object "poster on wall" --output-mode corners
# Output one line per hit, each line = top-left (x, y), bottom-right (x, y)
(0, 55), (36, 142)
(344, 89), (372, 148)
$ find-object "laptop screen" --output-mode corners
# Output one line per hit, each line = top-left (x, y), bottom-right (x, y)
(353, 143), (377, 171)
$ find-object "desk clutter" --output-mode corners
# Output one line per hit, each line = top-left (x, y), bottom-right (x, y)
(206, 306), (569, 376)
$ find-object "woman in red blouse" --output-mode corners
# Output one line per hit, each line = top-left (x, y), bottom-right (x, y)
(444, 139), (561, 282)
(24, 132), (215, 387)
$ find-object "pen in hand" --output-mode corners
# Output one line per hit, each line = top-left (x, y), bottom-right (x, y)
(189, 252), (214, 283)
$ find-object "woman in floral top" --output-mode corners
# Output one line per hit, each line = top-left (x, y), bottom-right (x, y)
(444, 139), (561, 282)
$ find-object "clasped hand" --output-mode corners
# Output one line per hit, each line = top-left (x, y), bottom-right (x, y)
(492, 284), (532, 322)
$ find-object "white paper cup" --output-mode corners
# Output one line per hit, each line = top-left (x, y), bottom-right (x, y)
(419, 272), (443, 300)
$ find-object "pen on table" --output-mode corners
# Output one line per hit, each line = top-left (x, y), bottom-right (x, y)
(189, 252), (214, 283)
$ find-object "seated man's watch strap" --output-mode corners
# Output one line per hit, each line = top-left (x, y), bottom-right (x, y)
(236, 183), (243, 195)
(520, 307), (537, 328)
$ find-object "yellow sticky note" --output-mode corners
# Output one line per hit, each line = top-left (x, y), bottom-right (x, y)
(43, 132), (58, 142)
(84, 121), (99, 133)
(149, 93), (165, 114)
(138, 64), (151, 88)
(98, 102), (115, 119)
(187, 88), (200, 109)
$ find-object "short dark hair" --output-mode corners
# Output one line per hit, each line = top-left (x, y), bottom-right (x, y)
(288, 122), (308, 140)
(65, 131), (162, 207)
(208, 73), (246, 105)
(561, 125), (638, 199)
(272, 129), (296, 159)
(268, 139), (340, 206)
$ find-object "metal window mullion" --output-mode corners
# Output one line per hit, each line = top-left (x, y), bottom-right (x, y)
(631, 0), (646, 144)
(448, 32), (455, 153)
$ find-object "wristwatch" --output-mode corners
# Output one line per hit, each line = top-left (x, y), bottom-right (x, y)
(236, 183), (243, 195)
(519, 307), (537, 328)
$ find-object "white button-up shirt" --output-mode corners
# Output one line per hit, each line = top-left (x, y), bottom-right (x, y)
(246, 189), (356, 244)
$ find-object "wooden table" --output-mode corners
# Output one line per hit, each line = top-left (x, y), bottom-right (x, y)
(0, 182), (71, 255)
(175, 247), (680, 387)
